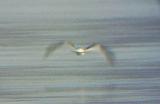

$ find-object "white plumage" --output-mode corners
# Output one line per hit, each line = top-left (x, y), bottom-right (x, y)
(44, 41), (114, 66)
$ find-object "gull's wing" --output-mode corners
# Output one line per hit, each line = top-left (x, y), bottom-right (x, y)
(85, 43), (114, 66)
(65, 41), (76, 50)
(44, 42), (64, 58)
(44, 41), (76, 59)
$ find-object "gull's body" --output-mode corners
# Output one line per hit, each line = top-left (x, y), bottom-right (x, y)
(44, 41), (114, 66)
(72, 48), (86, 55)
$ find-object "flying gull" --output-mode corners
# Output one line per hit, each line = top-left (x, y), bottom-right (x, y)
(44, 41), (114, 66)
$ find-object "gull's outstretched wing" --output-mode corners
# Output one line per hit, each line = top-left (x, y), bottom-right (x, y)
(44, 41), (76, 59)
(44, 42), (64, 58)
(85, 43), (114, 66)
(66, 41), (76, 50)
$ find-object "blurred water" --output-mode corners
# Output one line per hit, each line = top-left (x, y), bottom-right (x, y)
(0, 0), (160, 104)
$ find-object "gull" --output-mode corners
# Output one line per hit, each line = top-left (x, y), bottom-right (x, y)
(44, 41), (114, 66)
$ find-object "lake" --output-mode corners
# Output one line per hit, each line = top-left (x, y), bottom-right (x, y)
(0, 0), (160, 104)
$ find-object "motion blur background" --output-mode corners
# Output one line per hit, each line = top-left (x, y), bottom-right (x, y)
(0, 0), (160, 104)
